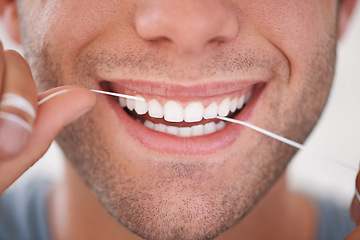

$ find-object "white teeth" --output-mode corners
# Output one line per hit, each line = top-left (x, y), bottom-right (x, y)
(120, 98), (127, 107)
(204, 102), (218, 119)
(204, 122), (216, 135)
(144, 120), (155, 129)
(184, 102), (204, 122)
(191, 124), (204, 136)
(164, 100), (183, 122)
(230, 97), (237, 113)
(166, 126), (179, 135)
(245, 91), (252, 103)
(135, 96), (148, 115)
(145, 121), (227, 137)
(126, 99), (135, 111)
(148, 99), (163, 118)
(179, 127), (192, 137)
(120, 89), (252, 127)
(154, 123), (167, 133)
(218, 98), (230, 117)
(237, 95), (245, 109)
(216, 121), (226, 131)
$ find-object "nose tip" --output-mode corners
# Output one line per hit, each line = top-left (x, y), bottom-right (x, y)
(135, 1), (239, 55)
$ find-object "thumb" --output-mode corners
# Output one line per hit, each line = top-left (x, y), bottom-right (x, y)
(0, 86), (95, 192)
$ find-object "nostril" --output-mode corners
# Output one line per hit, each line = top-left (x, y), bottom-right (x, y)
(135, 1), (239, 55)
(209, 36), (231, 46)
(148, 36), (171, 43)
(211, 36), (226, 43)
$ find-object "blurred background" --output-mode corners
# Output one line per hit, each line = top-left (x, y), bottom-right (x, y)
(1, 4), (360, 208)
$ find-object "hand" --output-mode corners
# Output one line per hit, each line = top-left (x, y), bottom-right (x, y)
(345, 172), (360, 239)
(0, 42), (95, 194)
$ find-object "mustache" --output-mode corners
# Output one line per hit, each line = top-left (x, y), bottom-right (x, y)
(73, 47), (286, 81)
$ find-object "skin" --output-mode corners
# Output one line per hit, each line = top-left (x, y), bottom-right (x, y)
(0, 0), (359, 239)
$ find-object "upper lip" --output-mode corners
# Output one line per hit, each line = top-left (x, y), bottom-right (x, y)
(101, 79), (266, 98)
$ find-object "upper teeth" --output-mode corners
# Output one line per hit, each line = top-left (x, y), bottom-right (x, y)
(121, 91), (252, 123)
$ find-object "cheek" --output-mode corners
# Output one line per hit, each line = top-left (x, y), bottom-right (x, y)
(243, 0), (337, 72)
(247, 0), (337, 119)
(29, 1), (135, 74)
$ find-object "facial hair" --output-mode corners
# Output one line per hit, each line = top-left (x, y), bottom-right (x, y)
(18, 10), (336, 240)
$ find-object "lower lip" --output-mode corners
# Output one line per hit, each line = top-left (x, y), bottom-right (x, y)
(107, 86), (262, 155)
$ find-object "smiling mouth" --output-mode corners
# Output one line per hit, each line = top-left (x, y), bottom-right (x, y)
(102, 81), (256, 137)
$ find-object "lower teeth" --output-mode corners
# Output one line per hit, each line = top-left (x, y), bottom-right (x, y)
(125, 107), (230, 137)
(142, 120), (226, 137)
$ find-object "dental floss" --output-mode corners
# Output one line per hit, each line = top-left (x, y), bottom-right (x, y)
(90, 89), (145, 101)
(38, 89), (70, 105)
(216, 116), (356, 171)
(89, 89), (356, 171)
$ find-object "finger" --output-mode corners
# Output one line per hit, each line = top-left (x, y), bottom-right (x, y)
(350, 172), (360, 225)
(344, 226), (360, 240)
(0, 50), (37, 158)
(0, 86), (96, 193)
(0, 42), (5, 90)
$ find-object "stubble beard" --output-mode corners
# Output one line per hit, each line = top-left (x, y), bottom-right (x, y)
(19, 22), (336, 240)
(55, 113), (296, 240)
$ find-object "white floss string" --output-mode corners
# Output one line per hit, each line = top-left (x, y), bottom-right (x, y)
(90, 89), (145, 101)
(216, 116), (356, 171)
(91, 89), (356, 171)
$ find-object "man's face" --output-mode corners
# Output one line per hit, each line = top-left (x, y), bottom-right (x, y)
(17, 1), (338, 239)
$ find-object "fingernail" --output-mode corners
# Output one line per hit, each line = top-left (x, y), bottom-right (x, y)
(0, 112), (31, 158)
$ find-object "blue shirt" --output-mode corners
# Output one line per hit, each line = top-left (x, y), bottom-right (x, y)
(0, 178), (355, 240)
(0, 178), (52, 240)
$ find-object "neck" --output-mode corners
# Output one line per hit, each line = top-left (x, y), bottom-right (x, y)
(49, 161), (316, 240)
(216, 173), (317, 240)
